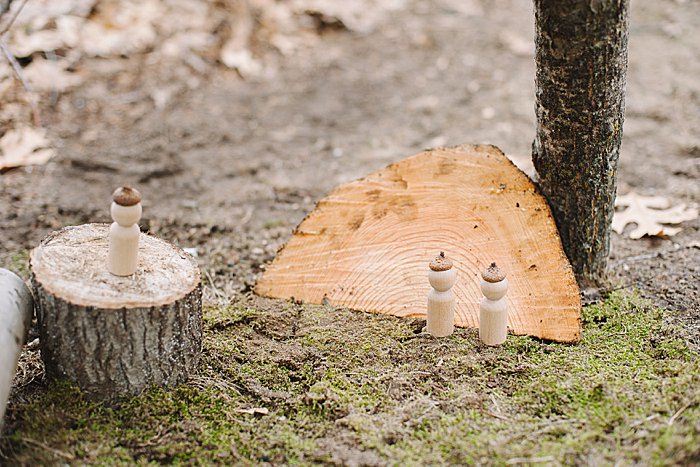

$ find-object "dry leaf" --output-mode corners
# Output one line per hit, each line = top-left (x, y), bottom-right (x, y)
(220, 46), (262, 78)
(612, 191), (699, 239)
(0, 127), (55, 169)
(9, 29), (67, 57)
(23, 58), (82, 92)
(293, 0), (406, 34)
(12, 0), (95, 25)
(80, 0), (161, 57)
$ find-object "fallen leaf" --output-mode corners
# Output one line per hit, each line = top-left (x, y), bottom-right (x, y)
(0, 127), (55, 169)
(79, 0), (161, 57)
(612, 191), (699, 239)
(23, 58), (82, 92)
(12, 0), (95, 25)
(220, 46), (262, 78)
(8, 29), (67, 57)
(292, 0), (406, 34)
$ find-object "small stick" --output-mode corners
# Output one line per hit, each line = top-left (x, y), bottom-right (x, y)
(19, 437), (75, 461)
(668, 402), (693, 426)
(0, 38), (40, 125)
(478, 408), (510, 421)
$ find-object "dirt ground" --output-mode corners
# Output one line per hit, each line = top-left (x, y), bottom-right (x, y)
(2, 0), (698, 336)
(0, 0), (699, 462)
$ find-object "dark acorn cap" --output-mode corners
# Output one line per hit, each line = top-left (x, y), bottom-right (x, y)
(112, 186), (142, 206)
(482, 262), (506, 282)
(429, 251), (453, 271)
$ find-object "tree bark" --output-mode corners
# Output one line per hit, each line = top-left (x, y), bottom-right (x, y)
(533, 0), (629, 286)
(30, 224), (202, 399)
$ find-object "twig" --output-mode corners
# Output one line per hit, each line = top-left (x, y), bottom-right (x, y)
(240, 206), (253, 225)
(479, 408), (510, 421)
(506, 456), (555, 465)
(668, 402), (693, 426)
(0, 37), (40, 125)
(18, 437), (75, 461)
(490, 393), (503, 415)
(203, 268), (227, 301)
(629, 413), (659, 428)
(0, 0), (28, 36)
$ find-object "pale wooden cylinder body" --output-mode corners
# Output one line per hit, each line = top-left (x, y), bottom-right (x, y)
(0, 269), (33, 429)
(108, 202), (142, 276)
(427, 269), (456, 337)
(31, 224), (202, 399)
(479, 279), (508, 346)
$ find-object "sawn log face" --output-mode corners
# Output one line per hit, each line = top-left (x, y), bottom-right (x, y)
(257, 145), (582, 343)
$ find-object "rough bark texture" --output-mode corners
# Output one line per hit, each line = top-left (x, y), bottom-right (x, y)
(30, 224), (202, 399)
(533, 0), (629, 286)
(33, 282), (202, 398)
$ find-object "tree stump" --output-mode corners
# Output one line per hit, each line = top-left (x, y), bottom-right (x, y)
(30, 223), (202, 398)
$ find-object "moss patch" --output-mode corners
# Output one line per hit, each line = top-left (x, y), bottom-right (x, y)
(1, 249), (30, 279)
(2, 293), (699, 464)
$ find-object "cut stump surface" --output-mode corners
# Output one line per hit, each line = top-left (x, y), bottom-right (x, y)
(256, 145), (582, 343)
(31, 223), (202, 398)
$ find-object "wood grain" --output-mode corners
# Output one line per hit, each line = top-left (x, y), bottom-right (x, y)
(256, 145), (582, 343)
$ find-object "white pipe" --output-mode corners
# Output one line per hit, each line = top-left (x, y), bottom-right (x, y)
(0, 268), (33, 429)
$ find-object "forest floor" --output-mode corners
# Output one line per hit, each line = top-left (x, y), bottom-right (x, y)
(0, 0), (699, 464)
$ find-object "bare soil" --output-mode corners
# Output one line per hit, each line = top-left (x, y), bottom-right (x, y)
(0, 0), (699, 461)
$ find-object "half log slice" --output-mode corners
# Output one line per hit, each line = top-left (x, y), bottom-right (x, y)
(256, 145), (582, 343)
(30, 223), (202, 398)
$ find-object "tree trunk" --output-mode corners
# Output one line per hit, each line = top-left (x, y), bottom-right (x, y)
(30, 224), (202, 399)
(533, 0), (629, 287)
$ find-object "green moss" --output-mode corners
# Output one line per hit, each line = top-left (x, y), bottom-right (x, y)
(2, 249), (30, 279)
(2, 292), (699, 464)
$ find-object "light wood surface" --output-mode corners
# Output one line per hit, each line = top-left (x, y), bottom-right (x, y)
(479, 279), (508, 346)
(427, 269), (456, 337)
(108, 202), (142, 276)
(256, 145), (582, 343)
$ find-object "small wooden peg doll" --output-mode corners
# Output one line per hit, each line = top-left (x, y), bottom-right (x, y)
(479, 262), (508, 346)
(427, 251), (456, 337)
(108, 186), (142, 276)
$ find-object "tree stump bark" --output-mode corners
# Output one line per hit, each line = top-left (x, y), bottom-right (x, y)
(533, 0), (630, 287)
(30, 223), (202, 399)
